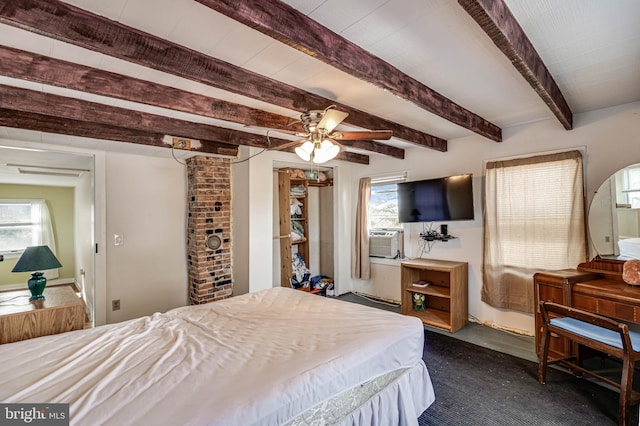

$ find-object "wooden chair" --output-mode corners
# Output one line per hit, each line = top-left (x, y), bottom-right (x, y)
(538, 301), (640, 426)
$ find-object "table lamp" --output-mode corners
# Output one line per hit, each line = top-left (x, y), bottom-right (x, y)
(11, 245), (63, 301)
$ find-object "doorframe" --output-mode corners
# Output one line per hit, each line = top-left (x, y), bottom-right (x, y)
(0, 140), (106, 326)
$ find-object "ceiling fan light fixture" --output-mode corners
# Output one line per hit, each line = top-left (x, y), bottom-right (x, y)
(295, 140), (314, 162)
(312, 139), (340, 164)
(270, 105), (392, 162)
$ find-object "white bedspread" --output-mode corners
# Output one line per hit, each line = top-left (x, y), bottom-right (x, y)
(619, 237), (640, 260)
(0, 287), (433, 425)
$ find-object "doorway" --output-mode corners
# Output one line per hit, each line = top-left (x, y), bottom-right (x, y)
(0, 145), (96, 325)
(272, 162), (335, 291)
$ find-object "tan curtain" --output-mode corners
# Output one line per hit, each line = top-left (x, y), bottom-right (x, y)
(482, 150), (587, 313)
(354, 177), (371, 279)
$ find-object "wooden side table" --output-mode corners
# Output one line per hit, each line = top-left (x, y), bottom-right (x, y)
(400, 259), (468, 333)
(0, 285), (85, 344)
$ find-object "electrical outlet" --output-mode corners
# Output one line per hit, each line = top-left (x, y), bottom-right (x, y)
(112, 299), (120, 311)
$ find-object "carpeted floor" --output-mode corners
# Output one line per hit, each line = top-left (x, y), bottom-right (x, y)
(418, 330), (636, 426)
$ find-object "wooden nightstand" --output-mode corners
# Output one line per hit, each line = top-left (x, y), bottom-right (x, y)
(0, 285), (85, 344)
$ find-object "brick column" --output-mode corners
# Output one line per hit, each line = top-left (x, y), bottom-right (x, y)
(187, 156), (232, 304)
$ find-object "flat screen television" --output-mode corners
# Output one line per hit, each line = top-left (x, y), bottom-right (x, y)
(397, 174), (474, 223)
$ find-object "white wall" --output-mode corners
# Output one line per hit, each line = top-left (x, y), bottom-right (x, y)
(366, 259), (402, 302)
(307, 187), (320, 276)
(232, 146), (251, 296)
(271, 170), (281, 287)
(94, 153), (107, 326)
(347, 101), (640, 335)
(105, 152), (188, 323)
(319, 186), (334, 277)
(332, 163), (366, 294)
(74, 170), (95, 324)
(618, 209), (640, 238)
(246, 148), (277, 293)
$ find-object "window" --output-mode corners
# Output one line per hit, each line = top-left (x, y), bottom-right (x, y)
(622, 166), (640, 208)
(0, 200), (55, 256)
(368, 175), (406, 229)
(482, 151), (587, 313)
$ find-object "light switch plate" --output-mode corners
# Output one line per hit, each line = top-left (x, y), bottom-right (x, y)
(114, 234), (123, 246)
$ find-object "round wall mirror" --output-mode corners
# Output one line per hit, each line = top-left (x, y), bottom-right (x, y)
(588, 162), (640, 259)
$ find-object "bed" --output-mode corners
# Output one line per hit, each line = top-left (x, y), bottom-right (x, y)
(0, 287), (434, 425)
(618, 237), (640, 260)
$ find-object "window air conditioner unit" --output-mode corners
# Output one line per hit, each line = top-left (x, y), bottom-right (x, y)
(369, 230), (402, 259)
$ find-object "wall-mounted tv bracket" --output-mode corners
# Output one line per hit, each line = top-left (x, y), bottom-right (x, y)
(419, 223), (454, 242)
(418, 223), (456, 256)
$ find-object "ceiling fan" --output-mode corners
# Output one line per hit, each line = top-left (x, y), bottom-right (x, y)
(268, 105), (393, 163)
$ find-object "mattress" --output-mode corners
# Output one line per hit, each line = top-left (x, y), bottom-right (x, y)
(618, 237), (640, 260)
(0, 287), (434, 425)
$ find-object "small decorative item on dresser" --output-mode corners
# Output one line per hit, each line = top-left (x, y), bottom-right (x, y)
(622, 259), (640, 285)
(11, 245), (62, 301)
(412, 292), (426, 311)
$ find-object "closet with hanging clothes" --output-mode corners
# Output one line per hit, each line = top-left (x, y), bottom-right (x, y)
(276, 167), (334, 294)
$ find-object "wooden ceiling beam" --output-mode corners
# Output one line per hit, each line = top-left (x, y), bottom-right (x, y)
(0, 45), (296, 134)
(0, 46), (398, 159)
(0, 85), (369, 164)
(333, 151), (369, 165)
(0, 0), (444, 152)
(0, 109), (239, 156)
(458, 0), (573, 130)
(196, 0), (501, 142)
(0, 84), (267, 148)
(338, 140), (404, 160)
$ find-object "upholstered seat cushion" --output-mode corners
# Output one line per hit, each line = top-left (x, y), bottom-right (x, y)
(550, 317), (640, 352)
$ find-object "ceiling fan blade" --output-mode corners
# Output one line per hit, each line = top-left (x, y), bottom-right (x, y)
(331, 130), (393, 141)
(317, 109), (349, 133)
(269, 138), (307, 151)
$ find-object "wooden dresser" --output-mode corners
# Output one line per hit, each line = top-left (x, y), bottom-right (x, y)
(0, 285), (85, 344)
(534, 257), (639, 359)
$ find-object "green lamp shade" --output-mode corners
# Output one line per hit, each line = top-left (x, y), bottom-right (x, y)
(12, 245), (62, 301)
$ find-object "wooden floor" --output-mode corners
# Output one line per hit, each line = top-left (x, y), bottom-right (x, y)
(336, 292), (537, 362)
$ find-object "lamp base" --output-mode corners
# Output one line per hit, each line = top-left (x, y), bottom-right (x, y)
(28, 272), (47, 301)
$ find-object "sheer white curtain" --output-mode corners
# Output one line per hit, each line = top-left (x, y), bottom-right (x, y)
(482, 151), (587, 313)
(353, 177), (371, 279)
(31, 200), (59, 280)
(29, 200), (60, 279)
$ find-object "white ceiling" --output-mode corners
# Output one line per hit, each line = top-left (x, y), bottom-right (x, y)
(0, 0), (638, 161)
(0, 145), (94, 186)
